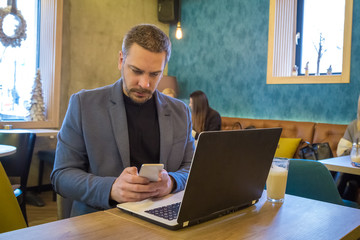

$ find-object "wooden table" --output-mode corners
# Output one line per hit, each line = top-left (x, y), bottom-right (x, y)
(0, 145), (16, 157)
(1, 191), (359, 240)
(319, 155), (360, 175)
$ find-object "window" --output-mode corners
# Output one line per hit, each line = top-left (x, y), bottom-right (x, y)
(295, 0), (345, 76)
(0, 0), (37, 121)
(267, 0), (353, 84)
(0, 0), (62, 128)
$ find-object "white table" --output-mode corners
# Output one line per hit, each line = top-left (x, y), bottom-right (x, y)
(0, 129), (59, 138)
(0, 144), (16, 157)
(319, 155), (360, 176)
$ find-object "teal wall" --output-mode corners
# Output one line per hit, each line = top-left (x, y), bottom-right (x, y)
(168, 0), (360, 124)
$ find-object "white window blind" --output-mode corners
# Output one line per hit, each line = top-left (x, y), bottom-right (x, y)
(273, 0), (297, 77)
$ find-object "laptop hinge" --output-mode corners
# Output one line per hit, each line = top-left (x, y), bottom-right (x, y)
(183, 221), (189, 227)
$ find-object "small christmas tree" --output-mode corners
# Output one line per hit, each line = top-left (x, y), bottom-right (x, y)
(28, 69), (46, 121)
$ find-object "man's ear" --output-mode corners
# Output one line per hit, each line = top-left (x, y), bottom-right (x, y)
(118, 51), (124, 70)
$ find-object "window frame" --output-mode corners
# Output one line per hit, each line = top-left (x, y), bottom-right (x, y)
(295, 0), (304, 74)
(266, 0), (353, 84)
(1, 0), (63, 129)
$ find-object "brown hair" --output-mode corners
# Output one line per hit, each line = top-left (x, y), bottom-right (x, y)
(190, 90), (209, 133)
(122, 24), (171, 65)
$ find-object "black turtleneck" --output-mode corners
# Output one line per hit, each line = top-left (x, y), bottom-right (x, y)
(123, 92), (160, 170)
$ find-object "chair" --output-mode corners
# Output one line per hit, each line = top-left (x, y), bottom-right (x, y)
(0, 162), (27, 233)
(38, 149), (73, 219)
(286, 159), (359, 208)
(37, 148), (73, 219)
(0, 132), (36, 225)
(38, 149), (56, 201)
(57, 194), (73, 219)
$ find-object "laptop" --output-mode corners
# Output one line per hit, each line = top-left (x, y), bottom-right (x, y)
(117, 128), (282, 230)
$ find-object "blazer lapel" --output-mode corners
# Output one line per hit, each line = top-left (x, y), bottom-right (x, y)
(155, 91), (173, 167)
(108, 84), (172, 168)
(109, 80), (130, 168)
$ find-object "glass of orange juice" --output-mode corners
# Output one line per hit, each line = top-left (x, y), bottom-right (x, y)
(266, 158), (290, 202)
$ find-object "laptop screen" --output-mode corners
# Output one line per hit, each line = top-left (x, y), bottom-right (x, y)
(178, 128), (282, 223)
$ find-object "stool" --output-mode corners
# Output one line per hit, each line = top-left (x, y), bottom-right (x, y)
(38, 149), (56, 201)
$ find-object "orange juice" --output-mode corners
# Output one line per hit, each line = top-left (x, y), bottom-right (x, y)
(351, 155), (360, 163)
(267, 165), (288, 201)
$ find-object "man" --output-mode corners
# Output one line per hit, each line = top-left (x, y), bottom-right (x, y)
(51, 24), (195, 216)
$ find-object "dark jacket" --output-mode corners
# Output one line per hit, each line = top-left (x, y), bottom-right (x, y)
(195, 107), (221, 139)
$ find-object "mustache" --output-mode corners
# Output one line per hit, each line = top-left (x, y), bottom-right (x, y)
(129, 88), (152, 95)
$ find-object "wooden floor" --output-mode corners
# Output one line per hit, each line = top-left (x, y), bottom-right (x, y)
(26, 191), (58, 227)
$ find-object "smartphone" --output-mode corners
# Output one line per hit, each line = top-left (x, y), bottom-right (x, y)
(138, 164), (164, 182)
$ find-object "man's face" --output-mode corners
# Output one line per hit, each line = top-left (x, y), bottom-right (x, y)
(118, 43), (166, 104)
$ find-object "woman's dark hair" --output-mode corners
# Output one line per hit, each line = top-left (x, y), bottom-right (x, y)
(190, 90), (209, 133)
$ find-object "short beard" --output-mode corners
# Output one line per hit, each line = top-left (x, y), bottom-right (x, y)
(123, 77), (153, 104)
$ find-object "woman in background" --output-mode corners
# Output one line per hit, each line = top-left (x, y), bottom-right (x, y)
(336, 95), (360, 203)
(162, 88), (176, 98)
(189, 90), (221, 140)
(337, 95), (360, 156)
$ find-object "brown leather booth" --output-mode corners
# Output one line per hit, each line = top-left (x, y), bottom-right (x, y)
(221, 117), (347, 158)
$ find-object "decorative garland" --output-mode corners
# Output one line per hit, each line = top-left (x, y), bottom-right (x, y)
(0, 6), (27, 48)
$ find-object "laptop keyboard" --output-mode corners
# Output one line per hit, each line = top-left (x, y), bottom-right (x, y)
(145, 202), (181, 221)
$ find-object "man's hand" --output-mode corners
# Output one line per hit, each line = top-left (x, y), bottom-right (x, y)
(110, 167), (175, 203)
(151, 169), (174, 198)
(110, 167), (158, 203)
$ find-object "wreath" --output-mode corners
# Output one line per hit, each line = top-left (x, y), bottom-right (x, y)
(0, 6), (27, 48)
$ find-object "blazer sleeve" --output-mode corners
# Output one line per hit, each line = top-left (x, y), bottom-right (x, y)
(51, 93), (116, 210)
(168, 104), (195, 192)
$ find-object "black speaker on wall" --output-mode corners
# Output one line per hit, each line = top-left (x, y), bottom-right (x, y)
(158, 0), (179, 24)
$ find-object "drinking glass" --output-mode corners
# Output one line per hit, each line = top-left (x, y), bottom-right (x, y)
(266, 158), (290, 202)
(350, 143), (360, 167)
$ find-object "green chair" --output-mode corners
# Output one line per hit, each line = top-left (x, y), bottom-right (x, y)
(0, 163), (27, 233)
(286, 159), (359, 208)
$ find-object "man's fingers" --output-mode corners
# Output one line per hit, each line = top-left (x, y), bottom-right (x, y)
(123, 167), (149, 184)
(124, 166), (138, 175)
(112, 167), (165, 203)
(121, 190), (159, 202)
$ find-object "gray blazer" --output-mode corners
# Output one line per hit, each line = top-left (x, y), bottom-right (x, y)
(51, 79), (195, 216)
